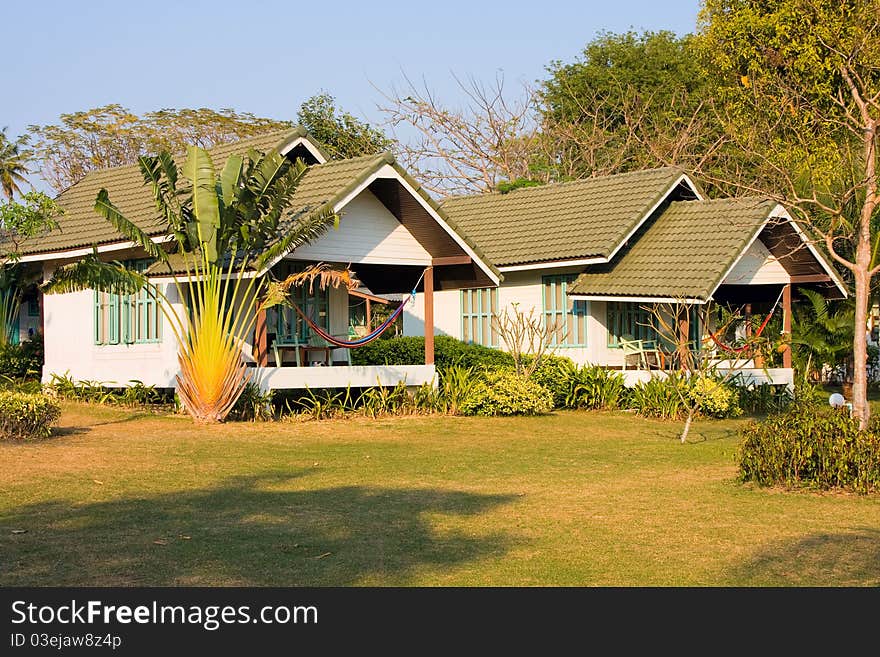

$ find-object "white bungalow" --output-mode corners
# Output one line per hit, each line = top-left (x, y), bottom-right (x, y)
(405, 167), (847, 387)
(14, 129), (499, 391)
(13, 129), (845, 393)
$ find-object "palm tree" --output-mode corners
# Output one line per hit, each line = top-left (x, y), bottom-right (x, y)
(791, 288), (855, 384)
(0, 128), (30, 200)
(43, 145), (339, 422)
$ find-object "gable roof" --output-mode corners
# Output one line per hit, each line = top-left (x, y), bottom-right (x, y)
(568, 197), (786, 302)
(441, 167), (696, 268)
(15, 129), (306, 256)
(21, 128), (499, 283)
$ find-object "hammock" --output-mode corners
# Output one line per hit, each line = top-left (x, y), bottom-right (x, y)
(287, 269), (425, 349)
(708, 287), (785, 354)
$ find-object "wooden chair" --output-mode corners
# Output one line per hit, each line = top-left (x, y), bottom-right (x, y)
(619, 336), (661, 370)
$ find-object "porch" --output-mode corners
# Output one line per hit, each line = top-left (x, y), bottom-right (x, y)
(620, 367), (795, 388)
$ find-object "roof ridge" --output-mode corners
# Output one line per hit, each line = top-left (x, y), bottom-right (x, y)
(443, 166), (685, 204)
(670, 195), (772, 206)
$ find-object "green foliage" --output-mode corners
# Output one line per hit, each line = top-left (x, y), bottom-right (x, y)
(626, 373), (743, 420)
(228, 382), (274, 422)
(689, 377), (742, 419)
(627, 375), (688, 420)
(0, 336), (43, 380)
(0, 127), (30, 200)
(735, 382), (793, 415)
(0, 192), (62, 258)
(528, 355), (574, 407)
(791, 289), (854, 382)
(562, 364), (627, 410)
(460, 371), (553, 417)
(739, 404), (880, 494)
(28, 105), (294, 192)
(496, 178), (542, 194)
(297, 93), (394, 159)
(358, 382), (412, 418)
(438, 364), (477, 415)
(0, 390), (61, 440)
(350, 336), (515, 370)
(46, 373), (166, 408)
(540, 30), (720, 180)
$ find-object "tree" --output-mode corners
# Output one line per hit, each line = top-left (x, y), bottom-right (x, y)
(0, 128), (31, 200)
(540, 30), (731, 183)
(43, 147), (337, 422)
(697, 0), (880, 427)
(28, 106), (294, 192)
(297, 92), (393, 159)
(0, 192), (63, 344)
(379, 74), (542, 196)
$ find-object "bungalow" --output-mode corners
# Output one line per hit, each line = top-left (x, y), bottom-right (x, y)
(11, 128), (845, 392)
(404, 167), (846, 387)
(12, 128), (498, 391)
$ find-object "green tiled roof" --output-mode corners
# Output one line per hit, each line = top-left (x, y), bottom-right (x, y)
(568, 197), (776, 301)
(441, 167), (689, 267)
(21, 128), (499, 281)
(16, 129), (310, 256)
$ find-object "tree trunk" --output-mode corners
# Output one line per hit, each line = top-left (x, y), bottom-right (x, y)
(852, 267), (870, 429)
(680, 409), (693, 444)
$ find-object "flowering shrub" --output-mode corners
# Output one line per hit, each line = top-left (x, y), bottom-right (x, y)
(689, 377), (742, 418)
(461, 371), (553, 416)
(0, 391), (61, 440)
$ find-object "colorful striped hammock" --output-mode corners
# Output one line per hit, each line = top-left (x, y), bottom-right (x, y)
(286, 269), (425, 349)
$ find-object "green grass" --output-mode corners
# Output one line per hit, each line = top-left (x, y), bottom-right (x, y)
(1, 402), (879, 586)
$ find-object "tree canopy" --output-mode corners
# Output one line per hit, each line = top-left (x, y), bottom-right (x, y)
(28, 106), (294, 192)
(297, 92), (394, 159)
(0, 128), (31, 200)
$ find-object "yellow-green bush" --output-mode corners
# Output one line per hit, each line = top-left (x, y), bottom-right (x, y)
(0, 391), (61, 440)
(460, 371), (553, 416)
(689, 377), (742, 418)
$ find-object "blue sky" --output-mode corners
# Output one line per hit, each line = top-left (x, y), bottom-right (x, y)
(4, 0), (700, 185)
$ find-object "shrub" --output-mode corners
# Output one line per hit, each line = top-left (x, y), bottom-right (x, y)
(439, 364), (478, 415)
(735, 382), (793, 415)
(0, 390), (61, 440)
(563, 364), (626, 410)
(460, 371), (553, 416)
(627, 375), (687, 419)
(529, 355), (575, 407)
(689, 377), (742, 419)
(351, 336), (514, 370)
(229, 383), (274, 421)
(738, 404), (880, 494)
(0, 335), (43, 380)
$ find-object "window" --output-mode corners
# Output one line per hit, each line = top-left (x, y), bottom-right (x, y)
(461, 287), (498, 347)
(606, 302), (700, 348)
(274, 285), (329, 343)
(94, 260), (161, 345)
(542, 275), (588, 347)
(27, 298), (39, 317)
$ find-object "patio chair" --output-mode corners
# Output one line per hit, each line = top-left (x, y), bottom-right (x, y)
(619, 336), (660, 370)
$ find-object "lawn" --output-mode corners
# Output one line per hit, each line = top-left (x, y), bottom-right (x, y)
(1, 402), (878, 586)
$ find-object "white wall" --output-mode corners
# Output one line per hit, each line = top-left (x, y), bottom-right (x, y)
(291, 189), (431, 266)
(723, 239), (791, 285)
(42, 265), (183, 388)
(404, 266), (619, 366)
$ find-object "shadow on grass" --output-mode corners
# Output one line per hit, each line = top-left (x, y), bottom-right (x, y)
(0, 473), (517, 586)
(49, 412), (161, 439)
(728, 528), (880, 586)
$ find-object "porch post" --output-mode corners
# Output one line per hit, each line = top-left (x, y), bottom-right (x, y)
(255, 309), (268, 367)
(782, 283), (792, 369)
(366, 298), (372, 330)
(424, 266), (434, 365)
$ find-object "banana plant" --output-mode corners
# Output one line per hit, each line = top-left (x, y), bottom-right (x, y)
(790, 288), (855, 383)
(43, 146), (338, 422)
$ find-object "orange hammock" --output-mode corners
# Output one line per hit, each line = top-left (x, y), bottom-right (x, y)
(708, 287), (785, 354)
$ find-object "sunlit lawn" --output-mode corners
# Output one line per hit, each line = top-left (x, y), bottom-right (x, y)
(1, 401), (878, 586)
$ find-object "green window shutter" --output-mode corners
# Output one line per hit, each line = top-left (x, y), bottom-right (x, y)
(107, 292), (120, 345)
(542, 275), (587, 347)
(606, 302), (659, 348)
(94, 291), (103, 345)
(460, 287), (498, 347)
